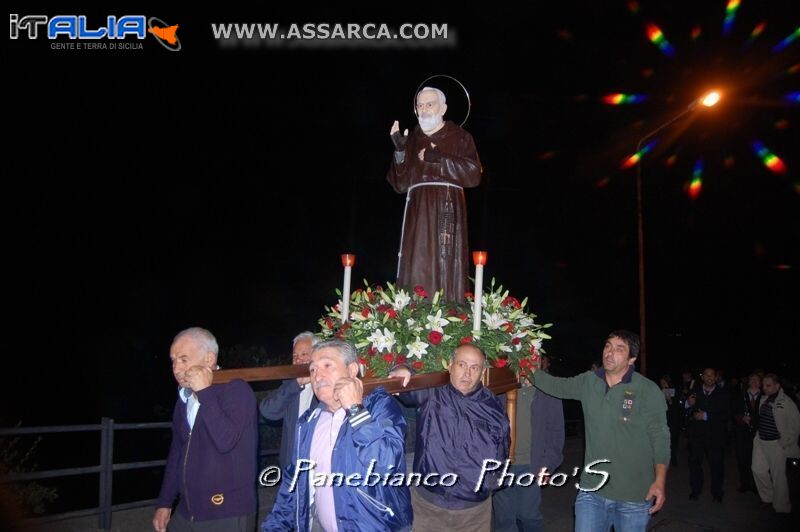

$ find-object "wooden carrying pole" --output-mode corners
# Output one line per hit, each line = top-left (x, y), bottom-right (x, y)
(213, 364), (520, 461)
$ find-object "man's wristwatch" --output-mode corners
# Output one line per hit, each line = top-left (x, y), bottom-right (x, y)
(346, 403), (365, 417)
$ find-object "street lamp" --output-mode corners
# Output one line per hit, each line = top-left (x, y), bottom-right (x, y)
(635, 91), (720, 376)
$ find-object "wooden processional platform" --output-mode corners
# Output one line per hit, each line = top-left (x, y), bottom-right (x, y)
(213, 364), (521, 461)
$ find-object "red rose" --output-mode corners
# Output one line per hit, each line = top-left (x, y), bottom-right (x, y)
(395, 355), (406, 364)
(493, 358), (508, 368)
(511, 337), (521, 345)
(414, 285), (428, 298)
(460, 335), (473, 345)
(387, 309), (398, 319)
(356, 288), (363, 294)
(366, 290), (375, 302)
(529, 344), (537, 355)
(458, 313), (469, 324)
(361, 307), (370, 318)
(447, 308), (458, 316)
(464, 291), (474, 300)
(519, 358), (531, 368)
(502, 296), (521, 309)
(358, 357), (367, 365)
(531, 354), (541, 362)
(428, 331), (443, 345)
(383, 353), (395, 362)
(324, 317), (334, 330)
(503, 323), (514, 333)
(413, 361), (424, 370)
(368, 346), (377, 356)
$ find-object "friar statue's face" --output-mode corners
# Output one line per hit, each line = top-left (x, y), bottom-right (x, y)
(416, 89), (447, 134)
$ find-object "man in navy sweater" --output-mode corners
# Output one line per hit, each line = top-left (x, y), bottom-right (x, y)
(153, 327), (257, 532)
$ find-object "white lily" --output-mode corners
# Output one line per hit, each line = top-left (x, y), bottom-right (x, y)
(393, 290), (411, 311)
(367, 328), (396, 353)
(425, 309), (449, 333)
(483, 312), (508, 331)
(406, 337), (429, 359)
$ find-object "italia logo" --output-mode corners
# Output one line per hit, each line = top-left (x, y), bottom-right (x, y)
(9, 14), (181, 51)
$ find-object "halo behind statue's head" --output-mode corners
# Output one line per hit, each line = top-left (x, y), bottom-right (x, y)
(413, 75), (472, 127)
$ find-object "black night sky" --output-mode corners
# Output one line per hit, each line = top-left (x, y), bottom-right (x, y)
(5, 1), (799, 427)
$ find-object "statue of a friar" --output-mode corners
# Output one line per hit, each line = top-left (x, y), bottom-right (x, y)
(387, 86), (482, 303)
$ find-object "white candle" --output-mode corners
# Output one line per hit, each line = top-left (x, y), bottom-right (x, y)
(472, 251), (487, 336)
(341, 254), (356, 323)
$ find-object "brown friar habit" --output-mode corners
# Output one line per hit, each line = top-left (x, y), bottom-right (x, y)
(387, 120), (481, 303)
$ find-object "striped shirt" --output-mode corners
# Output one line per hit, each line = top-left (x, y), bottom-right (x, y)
(758, 399), (780, 441)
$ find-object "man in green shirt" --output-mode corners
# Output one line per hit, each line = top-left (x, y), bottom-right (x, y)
(530, 330), (669, 532)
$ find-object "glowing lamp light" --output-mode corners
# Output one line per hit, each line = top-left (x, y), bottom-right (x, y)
(700, 91), (721, 107)
(341, 254), (356, 267)
(472, 251), (488, 266)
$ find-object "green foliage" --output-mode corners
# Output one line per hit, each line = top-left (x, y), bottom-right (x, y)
(319, 279), (552, 377)
(0, 434), (58, 516)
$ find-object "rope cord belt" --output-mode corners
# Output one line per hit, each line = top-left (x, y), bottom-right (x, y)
(396, 182), (463, 278)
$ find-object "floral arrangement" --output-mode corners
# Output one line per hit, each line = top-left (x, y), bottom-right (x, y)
(318, 279), (552, 378)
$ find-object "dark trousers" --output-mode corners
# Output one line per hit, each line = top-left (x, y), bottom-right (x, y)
(493, 464), (543, 532)
(669, 427), (681, 466)
(688, 439), (725, 497)
(734, 429), (757, 490)
(168, 511), (255, 532)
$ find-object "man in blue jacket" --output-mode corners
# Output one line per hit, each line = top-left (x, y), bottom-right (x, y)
(262, 339), (412, 532)
(153, 327), (258, 532)
(259, 332), (319, 471)
(390, 344), (510, 532)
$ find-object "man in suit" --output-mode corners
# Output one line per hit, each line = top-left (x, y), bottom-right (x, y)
(686, 367), (731, 502)
(259, 332), (318, 471)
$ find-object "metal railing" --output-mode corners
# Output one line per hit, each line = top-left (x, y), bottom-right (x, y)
(1, 415), (584, 529)
(0, 418), (278, 530)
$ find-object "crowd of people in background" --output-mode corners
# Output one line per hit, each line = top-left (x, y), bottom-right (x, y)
(657, 367), (800, 514)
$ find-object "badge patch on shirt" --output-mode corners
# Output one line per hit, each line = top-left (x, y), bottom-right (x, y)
(621, 390), (636, 422)
(211, 493), (224, 505)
